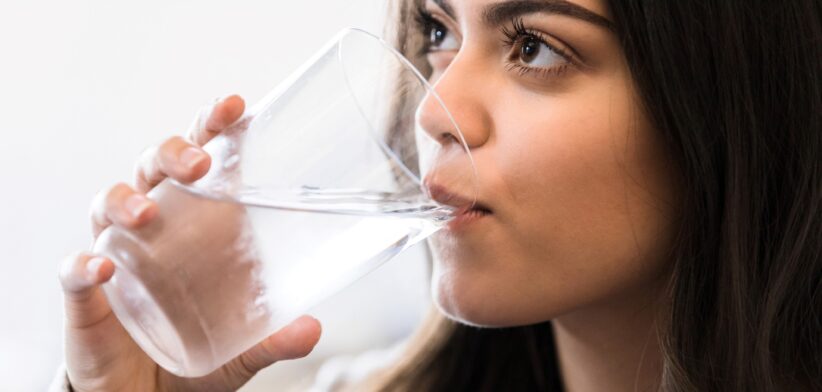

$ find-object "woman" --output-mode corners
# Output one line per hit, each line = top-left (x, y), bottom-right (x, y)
(57, 0), (820, 390)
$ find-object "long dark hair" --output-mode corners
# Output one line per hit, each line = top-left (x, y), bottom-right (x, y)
(367, 1), (822, 390)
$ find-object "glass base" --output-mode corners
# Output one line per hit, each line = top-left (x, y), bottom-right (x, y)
(102, 264), (190, 376)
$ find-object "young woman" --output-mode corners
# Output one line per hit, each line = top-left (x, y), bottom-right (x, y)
(58, 0), (820, 390)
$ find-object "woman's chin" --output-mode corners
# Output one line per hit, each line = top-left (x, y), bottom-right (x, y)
(431, 275), (554, 328)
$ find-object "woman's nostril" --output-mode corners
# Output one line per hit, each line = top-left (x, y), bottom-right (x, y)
(441, 133), (459, 144)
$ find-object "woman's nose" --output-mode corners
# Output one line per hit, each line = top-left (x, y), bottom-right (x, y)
(415, 54), (489, 204)
(416, 57), (492, 150)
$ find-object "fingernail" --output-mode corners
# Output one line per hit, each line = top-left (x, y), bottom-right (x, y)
(179, 146), (206, 170)
(86, 257), (105, 281)
(124, 193), (152, 219)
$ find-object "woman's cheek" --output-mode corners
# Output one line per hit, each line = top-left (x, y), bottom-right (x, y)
(430, 64), (679, 325)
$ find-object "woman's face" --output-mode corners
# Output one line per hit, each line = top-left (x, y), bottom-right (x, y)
(417, 0), (680, 326)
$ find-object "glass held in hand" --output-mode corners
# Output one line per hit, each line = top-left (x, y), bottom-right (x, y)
(91, 28), (478, 377)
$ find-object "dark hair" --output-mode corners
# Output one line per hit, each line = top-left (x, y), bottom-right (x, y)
(613, 1), (821, 390)
(368, 1), (822, 390)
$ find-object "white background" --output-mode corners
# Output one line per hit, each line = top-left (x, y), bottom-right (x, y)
(0, 1), (432, 390)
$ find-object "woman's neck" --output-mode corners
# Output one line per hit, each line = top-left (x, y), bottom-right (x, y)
(552, 282), (667, 392)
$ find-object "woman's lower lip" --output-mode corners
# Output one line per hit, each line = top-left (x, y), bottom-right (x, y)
(446, 208), (490, 231)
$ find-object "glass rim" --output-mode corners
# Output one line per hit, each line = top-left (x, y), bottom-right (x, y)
(249, 27), (478, 194)
(178, 28), (479, 211)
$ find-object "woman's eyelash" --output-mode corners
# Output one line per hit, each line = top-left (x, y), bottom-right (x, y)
(412, 11), (577, 78)
(413, 6), (438, 33)
(500, 17), (575, 65)
(505, 61), (572, 78)
(413, 6), (442, 55)
(502, 18), (572, 79)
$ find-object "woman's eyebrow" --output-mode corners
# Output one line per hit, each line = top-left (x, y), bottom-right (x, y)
(482, 0), (615, 31)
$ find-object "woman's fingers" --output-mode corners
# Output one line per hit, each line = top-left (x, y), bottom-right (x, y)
(187, 95), (245, 146)
(90, 182), (158, 238)
(132, 94), (244, 193)
(133, 136), (211, 193)
(59, 252), (116, 328)
(226, 316), (322, 381)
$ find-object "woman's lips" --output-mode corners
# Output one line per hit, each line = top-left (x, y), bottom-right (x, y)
(447, 205), (492, 231)
(426, 183), (474, 207)
(426, 182), (492, 231)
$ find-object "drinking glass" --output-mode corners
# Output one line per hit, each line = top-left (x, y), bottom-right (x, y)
(92, 28), (477, 377)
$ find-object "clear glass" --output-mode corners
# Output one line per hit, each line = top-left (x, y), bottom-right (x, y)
(92, 28), (478, 377)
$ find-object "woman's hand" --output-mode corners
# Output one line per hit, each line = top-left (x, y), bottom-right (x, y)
(59, 95), (322, 392)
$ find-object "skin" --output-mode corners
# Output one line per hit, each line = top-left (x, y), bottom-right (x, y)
(416, 0), (679, 390)
(61, 0), (679, 390)
(59, 96), (322, 392)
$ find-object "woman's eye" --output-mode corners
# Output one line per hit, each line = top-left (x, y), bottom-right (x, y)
(517, 36), (563, 67)
(428, 22), (459, 51)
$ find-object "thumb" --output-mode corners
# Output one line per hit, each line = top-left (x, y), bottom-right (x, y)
(225, 315), (322, 382)
(59, 252), (116, 329)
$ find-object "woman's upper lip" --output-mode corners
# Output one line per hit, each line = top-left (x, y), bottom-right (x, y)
(426, 183), (492, 214)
